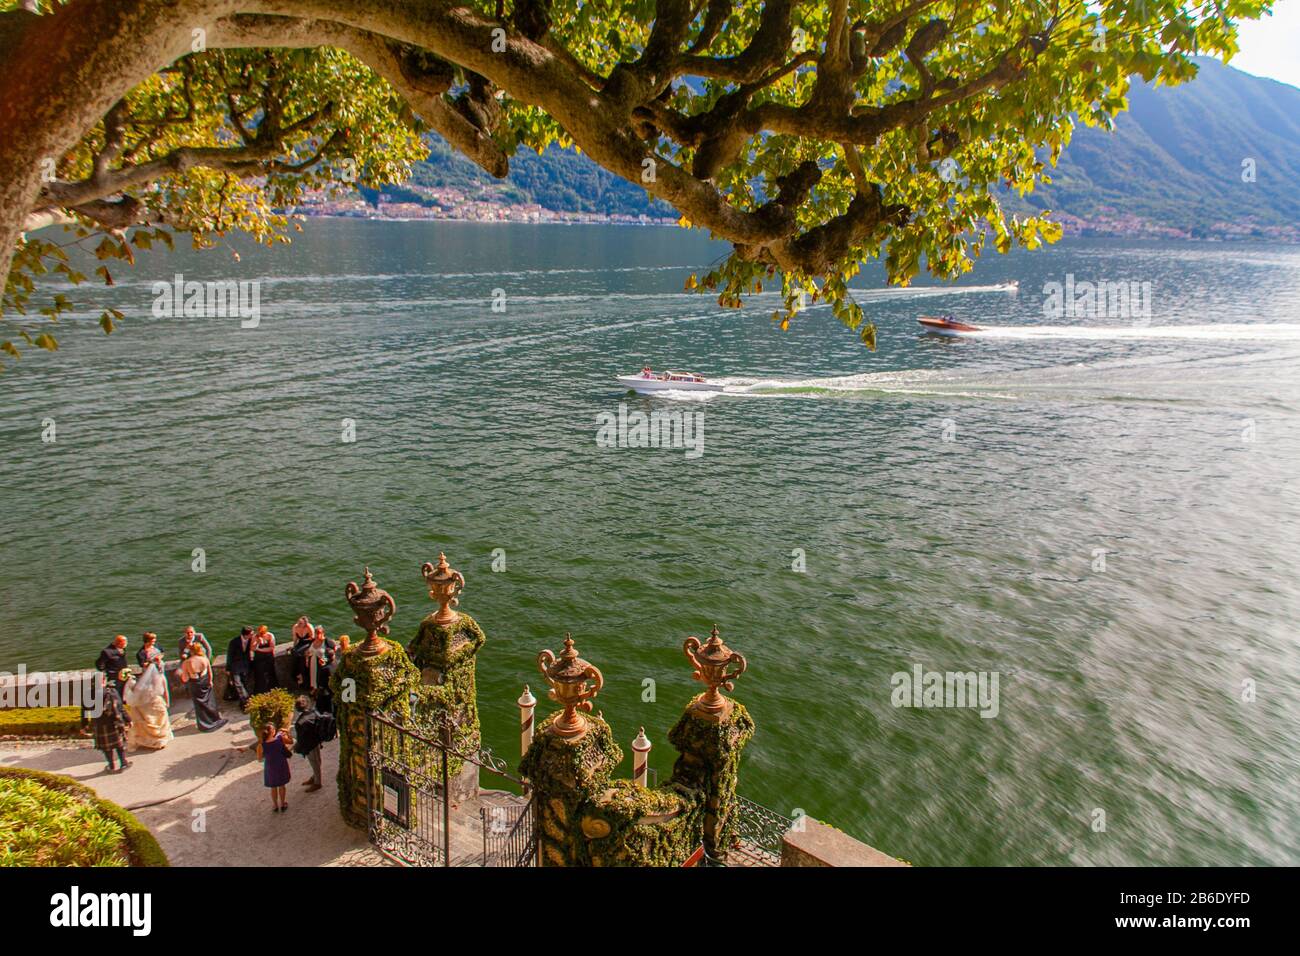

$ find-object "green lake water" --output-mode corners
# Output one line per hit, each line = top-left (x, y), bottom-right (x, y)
(2, 220), (1298, 865)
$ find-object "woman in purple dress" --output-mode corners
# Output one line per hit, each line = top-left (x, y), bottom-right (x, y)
(258, 721), (293, 812)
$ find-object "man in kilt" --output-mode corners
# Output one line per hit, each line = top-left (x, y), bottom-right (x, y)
(92, 670), (133, 773)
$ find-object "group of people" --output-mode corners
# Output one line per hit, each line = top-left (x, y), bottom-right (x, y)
(254, 694), (336, 812)
(87, 619), (344, 803)
(222, 617), (343, 714)
(90, 627), (222, 771)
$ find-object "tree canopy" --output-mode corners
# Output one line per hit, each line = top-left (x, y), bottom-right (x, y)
(0, 0), (1271, 368)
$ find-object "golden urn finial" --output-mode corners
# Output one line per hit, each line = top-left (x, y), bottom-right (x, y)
(345, 566), (396, 657)
(683, 625), (746, 719)
(420, 552), (465, 628)
(537, 633), (604, 738)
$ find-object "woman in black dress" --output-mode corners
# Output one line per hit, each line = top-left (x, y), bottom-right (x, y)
(289, 616), (313, 690)
(251, 625), (278, 693)
(178, 645), (228, 732)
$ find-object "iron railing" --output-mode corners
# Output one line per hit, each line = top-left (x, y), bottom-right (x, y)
(481, 798), (537, 867)
(702, 794), (793, 867)
(366, 709), (536, 867)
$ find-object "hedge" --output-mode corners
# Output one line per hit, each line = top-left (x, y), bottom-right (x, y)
(0, 706), (82, 738)
(0, 766), (169, 867)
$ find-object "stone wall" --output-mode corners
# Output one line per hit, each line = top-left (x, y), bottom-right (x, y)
(0, 643), (297, 708)
(780, 819), (910, 867)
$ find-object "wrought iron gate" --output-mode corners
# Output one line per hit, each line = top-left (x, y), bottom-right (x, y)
(364, 710), (535, 867)
(365, 711), (449, 866)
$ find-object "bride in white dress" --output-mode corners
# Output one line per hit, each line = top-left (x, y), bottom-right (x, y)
(124, 656), (174, 750)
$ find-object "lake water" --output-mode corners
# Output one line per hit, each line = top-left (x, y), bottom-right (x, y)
(3, 219), (1298, 865)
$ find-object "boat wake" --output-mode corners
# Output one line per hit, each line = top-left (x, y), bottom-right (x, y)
(964, 322), (1300, 342)
(640, 388), (722, 402)
(713, 335), (1300, 404)
(715, 369), (1021, 400)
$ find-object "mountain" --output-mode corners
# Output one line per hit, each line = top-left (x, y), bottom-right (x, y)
(1020, 57), (1300, 238)
(372, 135), (676, 220)
(378, 58), (1298, 239)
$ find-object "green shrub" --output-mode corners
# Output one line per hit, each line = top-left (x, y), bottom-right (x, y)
(0, 706), (81, 738)
(0, 767), (168, 867)
(247, 689), (296, 738)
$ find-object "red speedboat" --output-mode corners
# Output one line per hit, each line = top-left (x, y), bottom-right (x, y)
(918, 315), (982, 336)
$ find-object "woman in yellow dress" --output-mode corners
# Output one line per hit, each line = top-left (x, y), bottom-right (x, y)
(124, 656), (174, 750)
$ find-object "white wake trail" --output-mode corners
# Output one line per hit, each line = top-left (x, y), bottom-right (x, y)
(969, 323), (1300, 342)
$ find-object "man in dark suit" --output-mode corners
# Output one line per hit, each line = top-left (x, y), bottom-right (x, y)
(95, 635), (130, 701)
(224, 626), (256, 711)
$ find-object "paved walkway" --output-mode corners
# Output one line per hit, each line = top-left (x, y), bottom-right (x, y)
(2, 699), (523, 866)
(1, 699), (386, 867)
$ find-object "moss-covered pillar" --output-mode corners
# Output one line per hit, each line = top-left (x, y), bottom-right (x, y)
(406, 560), (486, 808)
(520, 712), (622, 866)
(519, 634), (621, 866)
(331, 567), (420, 828)
(667, 626), (755, 863)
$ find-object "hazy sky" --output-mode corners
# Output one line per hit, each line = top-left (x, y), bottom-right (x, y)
(1228, 0), (1300, 88)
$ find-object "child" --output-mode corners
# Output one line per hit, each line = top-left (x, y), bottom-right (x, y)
(257, 719), (294, 812)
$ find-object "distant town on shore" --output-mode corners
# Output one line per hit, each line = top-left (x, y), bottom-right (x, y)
(291, 184), (1297, 243)
(294, 185), (679, 227)
(290, 55), (1298, 244)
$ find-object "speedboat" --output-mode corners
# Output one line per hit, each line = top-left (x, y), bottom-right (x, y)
(617, 370), (725, 393)
(918, 315), (983, 337)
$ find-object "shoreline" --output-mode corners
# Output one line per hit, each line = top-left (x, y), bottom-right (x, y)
(290, 210), (1300, 244)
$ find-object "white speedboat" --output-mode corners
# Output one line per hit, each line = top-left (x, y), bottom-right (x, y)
(617, 370), (725, 394)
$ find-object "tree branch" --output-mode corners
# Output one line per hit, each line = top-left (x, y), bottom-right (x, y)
(206, 14), (509, 177)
